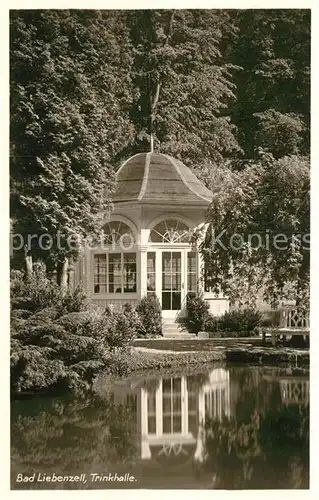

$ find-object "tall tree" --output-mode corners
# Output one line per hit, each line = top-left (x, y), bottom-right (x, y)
(10, 10), (135, 283)
(229, 9), (310, 160)
(127, 9), (241, 167)
(201, 154), (310, 307)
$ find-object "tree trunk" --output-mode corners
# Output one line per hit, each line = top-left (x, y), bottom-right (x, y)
(59, 257), (69, 295)
(24, 245), (33, 278)
(68, 260), (75, 292)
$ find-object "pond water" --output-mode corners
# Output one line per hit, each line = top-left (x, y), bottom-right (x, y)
(11, 364), (309, 490)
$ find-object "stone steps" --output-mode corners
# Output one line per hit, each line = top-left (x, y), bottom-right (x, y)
(162, 320), (194, 338)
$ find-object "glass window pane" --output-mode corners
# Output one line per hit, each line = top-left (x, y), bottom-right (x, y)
(188, 274), (196, 292)
(172, 253), (181, 271)
(148, 392), (156, 413)
(163, 416), (171, 433)
(162, 378), (172, 393)
(162, 252), (171, 272)
(162, 291), (171, 310)
(188, 394), (197, 412)
(173, 395), (181, 412)
(124, 253), (136, 263)
(187, 252), (196, 272)
(94, 255), (107, 294)
(147, 275), (155, 291)
(148, 416), (156, 434)
(172, 292), (181, 310)
(162, 396), (171, 413)
(102, 222), (135, 245)
(162, 274), (172, 290)
(123, 253), (136, 292)
(173, 416), (182, 433)
(147, 252), (156, 272)
(149, 219), (189, 243)
(173, 378), (181, 392)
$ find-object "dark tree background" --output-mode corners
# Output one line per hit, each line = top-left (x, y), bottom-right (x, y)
(10, 9), (310, 299)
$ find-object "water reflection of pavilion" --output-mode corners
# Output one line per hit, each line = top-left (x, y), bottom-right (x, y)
(280, 378), (309, 407)
(263, 370), (309, 408)
(109, 368), (230, 463)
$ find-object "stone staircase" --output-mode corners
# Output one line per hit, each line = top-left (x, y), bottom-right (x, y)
(162, 319), (195, 339)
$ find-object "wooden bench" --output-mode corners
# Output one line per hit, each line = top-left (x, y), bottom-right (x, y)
(264, 306), (310, 346)
(270, 327), (309, 346)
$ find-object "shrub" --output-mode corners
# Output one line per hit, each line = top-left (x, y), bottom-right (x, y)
(218, 308), (262, 336)
(11, 309), (33, 320)
(178, 294), (210, 334)
(29, 307), (60, 323)
(260, 310), (281, 327)
(15, 323), (67, 345)
(204, 308), (262, 337)
(55, 311), (100, 336)
(10, 344), (67, 393)
(10, 271), (62, 313)
(60, 286), (89, 314)
(10, 267), (88, 316)
(102, 307), (137, 350)
(135, 295), (162, 337)
(204, 314), (222, 334)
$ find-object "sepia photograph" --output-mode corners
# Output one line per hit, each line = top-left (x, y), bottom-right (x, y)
(9, 4), (310, 491)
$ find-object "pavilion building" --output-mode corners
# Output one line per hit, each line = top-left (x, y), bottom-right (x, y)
(74, 152), (229, 332)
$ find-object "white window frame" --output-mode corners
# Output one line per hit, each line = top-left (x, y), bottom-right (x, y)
(93, 250), (137, 296)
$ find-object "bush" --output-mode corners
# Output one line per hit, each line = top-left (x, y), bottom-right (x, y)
(14, 323), (67, 345)
(10, 272), (63, 313)
(55, 311), (101, 336)
(56, 306), (137, 350)
(29, 307), (60, 323)
(10, 344), (67, 393)
(102, 306), (138, 349)
(205, 308), (262, 337)
(260, 310), (281, 327)
(219, 308), (262, 334)
(10, 267), (87, 316)
(135, 295), (162, 337)
(178, 294), (210, 334)
(60, 286), (88, 314)
(204, 314), (222, 334)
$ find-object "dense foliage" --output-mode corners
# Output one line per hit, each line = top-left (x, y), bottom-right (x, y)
(10, 9), (310, 289)
(202, 154), (310, 306)
(204, 367), (309, 490)
(10, 10), (134, 278)
(229, 10), (310, 160)
(10, 269), (163, 395)
(206, 309), (262, 337)
(11, 394), (139, 486)
(128, 10), (240, 164)
(178, 294), (262, 336)
(135, 294), (163, 337)
(11, 366), (309, 489)
(177, 293), (210, 334)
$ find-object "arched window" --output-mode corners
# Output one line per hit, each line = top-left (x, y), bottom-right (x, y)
(149, 219), (191, 243)
(102, 221), (135, 246)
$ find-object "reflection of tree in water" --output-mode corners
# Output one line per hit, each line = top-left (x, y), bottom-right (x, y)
(186, 372), (211, 390)
(139, 377), (161, 392)
(11, 395), (138, 484)
(203, 405), (309, 489)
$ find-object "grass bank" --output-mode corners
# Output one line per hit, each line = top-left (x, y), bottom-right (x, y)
(98, 343), (309, 382)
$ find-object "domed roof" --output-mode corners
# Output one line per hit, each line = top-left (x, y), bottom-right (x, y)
(113, 152), (214, 206)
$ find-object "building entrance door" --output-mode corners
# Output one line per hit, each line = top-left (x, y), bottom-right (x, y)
(161, 251), (183, 318)
(146, 248), (198, 320)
